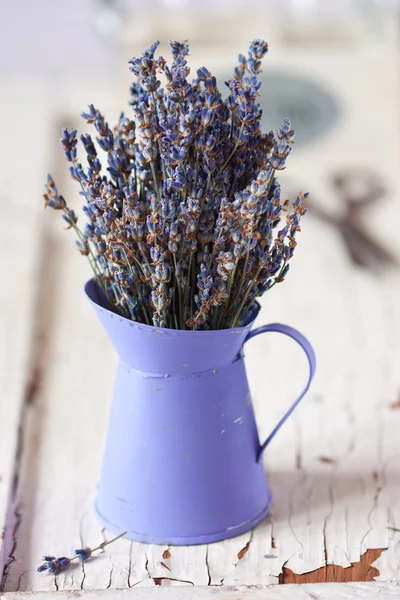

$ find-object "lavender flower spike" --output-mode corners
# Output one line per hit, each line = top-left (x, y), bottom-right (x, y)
(37, 556), (70, 575)
(44, 38), (307, 330)
(37, 532), (126, 575)
(74, 547), (92, 562)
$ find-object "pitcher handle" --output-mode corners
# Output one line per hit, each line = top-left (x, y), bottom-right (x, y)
(244, 323), (316, 462)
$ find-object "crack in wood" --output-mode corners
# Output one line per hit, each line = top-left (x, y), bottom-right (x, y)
(0, 502), (22, 591)
(127, 542), (133, 588)
(205, 546), (211, 586)
(322, 520), (328, 567)
(106, 565), (113, 589)
(279, 547), (387, 583)
(323, 473), (335, 567)
(78, 517), (86, 590)
(144, 551), (151, 581)
(16, 569), (26, 591)
(160, 561), (171, 572)
(80, 557), (86, 590)
(360, 481), (383, 555)
(359, 405), (386, 555)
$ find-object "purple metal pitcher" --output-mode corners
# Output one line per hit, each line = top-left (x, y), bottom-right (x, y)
(85, 279), (316, 545)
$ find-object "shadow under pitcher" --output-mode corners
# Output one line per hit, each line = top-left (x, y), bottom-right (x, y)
(85, 278), (316, 545)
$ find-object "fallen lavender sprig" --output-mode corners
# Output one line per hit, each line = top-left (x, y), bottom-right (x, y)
(37, 531), (126, 575)
(44, 39), (307, 330)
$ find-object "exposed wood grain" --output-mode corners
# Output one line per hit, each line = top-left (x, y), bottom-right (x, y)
(237, 542), (251, 561)
(279, 548), (387, 583)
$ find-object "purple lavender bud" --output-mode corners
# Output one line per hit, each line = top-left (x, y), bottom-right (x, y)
(237, 130), (248, 146)
(60, 128), (78, 162)
(142, 76), (161, 93)
(57, 557), (71, 569)
(81, 104), (97, 123)
(168, 241), (178, 253)
(142, 143), (158, 162)
(76, 240), (89, 256)
(197, 66), (211, 81)
(247, 39), (268, 75)
(74, 547), (92, 562)
(69, 163), (87, 183)
(62, 210), (77, 229)
(277, 119), (295, 144)
(201, 107), (214, 127)
(47, 37), (306, 330)
(170, 40), (189, 59)
(37, 565), (47, 572)
(44, 175), (67, 210)
(146, 40), (160, 57)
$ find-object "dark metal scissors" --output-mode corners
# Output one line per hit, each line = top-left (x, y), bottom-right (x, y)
(307, 169), (397, 270)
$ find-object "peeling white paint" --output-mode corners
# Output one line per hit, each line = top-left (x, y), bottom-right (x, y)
(2, 60), (400, 595)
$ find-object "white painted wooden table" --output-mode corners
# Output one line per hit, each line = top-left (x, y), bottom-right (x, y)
(1, 20), (400, 599)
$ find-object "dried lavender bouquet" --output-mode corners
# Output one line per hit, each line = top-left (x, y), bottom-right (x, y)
(44, 39), (307, 330)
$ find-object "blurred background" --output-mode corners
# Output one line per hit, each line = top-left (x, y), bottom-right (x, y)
(2, 0), (400, 278)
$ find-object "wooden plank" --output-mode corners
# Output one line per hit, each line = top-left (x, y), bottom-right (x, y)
(0, 84), (49, 581)
(2, 582), (400, 599)
(4, 159), (400, 591)
(2, 18), (400, 595)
